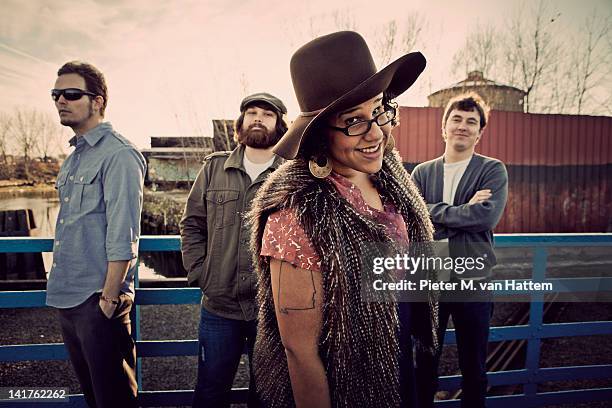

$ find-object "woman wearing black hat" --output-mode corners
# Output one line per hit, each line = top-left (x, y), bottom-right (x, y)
(248, 31), (438, 407)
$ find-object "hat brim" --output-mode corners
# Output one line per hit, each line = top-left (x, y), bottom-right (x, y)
(274, 52), (426, 159)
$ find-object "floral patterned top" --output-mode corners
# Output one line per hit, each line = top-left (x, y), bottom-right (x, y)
(261, 172), (409, 271)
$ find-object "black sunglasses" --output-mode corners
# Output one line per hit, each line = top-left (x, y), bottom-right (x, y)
(51, 88), (97, 101)
(329, 107), (397, 136)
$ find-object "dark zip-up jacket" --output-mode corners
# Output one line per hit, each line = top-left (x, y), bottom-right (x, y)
(180, 145), (283, 320)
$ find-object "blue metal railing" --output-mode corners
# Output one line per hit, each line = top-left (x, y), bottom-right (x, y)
(1, 234), (611, 407)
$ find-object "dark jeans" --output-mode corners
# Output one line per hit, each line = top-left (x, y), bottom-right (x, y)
(399, 303), (418, 408)
(415, 299), (493, 408)
(192, 306), (258, 408)
(58, 292), (137, 408)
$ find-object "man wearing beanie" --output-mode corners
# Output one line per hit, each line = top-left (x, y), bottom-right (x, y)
(180, 93), (287, 407)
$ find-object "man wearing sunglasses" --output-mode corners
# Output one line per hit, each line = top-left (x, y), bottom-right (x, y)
(180, 93), (287, 407)
(46, 61), (146, 408)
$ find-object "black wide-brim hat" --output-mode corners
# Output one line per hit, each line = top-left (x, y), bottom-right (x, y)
(273, 30), (426, 159)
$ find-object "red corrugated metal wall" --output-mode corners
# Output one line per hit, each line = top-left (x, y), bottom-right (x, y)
(395, 107), (612, 233)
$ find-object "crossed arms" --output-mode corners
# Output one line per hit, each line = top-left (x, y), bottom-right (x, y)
(412, 160), (508, 236)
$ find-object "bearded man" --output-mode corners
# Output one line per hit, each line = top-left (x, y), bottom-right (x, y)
(180, 92), (287, 407)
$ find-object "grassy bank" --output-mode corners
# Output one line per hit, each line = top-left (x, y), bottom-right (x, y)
(0, 160), (60, 185)
(142, 190), (188, 234)
(0, 183), (56, 200)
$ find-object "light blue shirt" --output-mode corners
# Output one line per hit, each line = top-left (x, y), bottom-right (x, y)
(46, 122), (146, 308)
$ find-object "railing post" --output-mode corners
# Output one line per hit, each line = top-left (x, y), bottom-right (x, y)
(132, 258), (143, 392)
(524, 247), (547, 406)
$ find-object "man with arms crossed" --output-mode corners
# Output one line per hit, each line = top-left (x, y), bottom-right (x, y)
(46, 61), (146, 408)
(180, 93), (287, 407)
(412, 93), (508, 408)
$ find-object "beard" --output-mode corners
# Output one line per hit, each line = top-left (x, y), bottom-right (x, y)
(238, 123), (280, 149)
(60, 101), (94, 128)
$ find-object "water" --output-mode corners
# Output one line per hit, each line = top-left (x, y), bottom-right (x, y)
(0, 191), (58, 274)
(0, 190), (181, 280)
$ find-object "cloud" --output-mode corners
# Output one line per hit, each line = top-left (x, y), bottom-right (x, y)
(0, 0), (460, 147)
(1, 0), (609, 148)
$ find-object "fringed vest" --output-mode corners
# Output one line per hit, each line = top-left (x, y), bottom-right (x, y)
(248, 150), (438, 408)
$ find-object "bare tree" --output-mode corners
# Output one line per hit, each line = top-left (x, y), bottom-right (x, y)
(547, 62), (574, 113)
(375, 14), (425, 68)
(12, 107), (45, 179)
(54, 127), (70, 159)
(376, 20), (398, 67)
(0, 112), (12, 163)
(332, 8), (357, 31)
(501, 0), (561, 112)
(282, 9), (358, 50)
(523, 8), (611, 115)
(452, 23), (499, 78)
(36, 112), (62, 161)
(212, 119), (236, 152)
(239, 72), (250, 97)
(307, 15), (322, 39)
(445, 1), (609, 115)
(571, 11), (611, 114)
(400, 12), (424, 53)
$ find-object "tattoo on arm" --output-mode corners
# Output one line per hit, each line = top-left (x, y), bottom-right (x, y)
(277, 261), (317, 314)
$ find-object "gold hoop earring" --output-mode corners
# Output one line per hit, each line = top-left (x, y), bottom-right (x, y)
(309, 155), (332, 178)
(384, 134), (395, 154)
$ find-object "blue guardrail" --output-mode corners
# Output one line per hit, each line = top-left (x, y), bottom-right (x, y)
(0, 234), (611, 407)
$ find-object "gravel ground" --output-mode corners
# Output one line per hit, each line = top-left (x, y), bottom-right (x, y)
(1, 301), (610, 407)
(0, 304), (249, 407)
(538, 302), (612, 408)
(433, 302), (612, 407)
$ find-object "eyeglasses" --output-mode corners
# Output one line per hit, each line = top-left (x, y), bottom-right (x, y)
(329, 107), (397, 136)
(51, 88), (97, 101)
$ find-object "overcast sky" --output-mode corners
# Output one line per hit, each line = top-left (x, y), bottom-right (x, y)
(1, 0), (610, 149)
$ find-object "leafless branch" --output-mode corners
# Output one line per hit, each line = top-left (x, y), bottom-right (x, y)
(375, 13), (425, 68)
(501, 0), (561, 112)
(376, 20), (397, 67)
(573, 11), (611, 114)
(12, 107), (45, 179)
(400, 12), (424, 53)
(332, 8), (357, 31)
(452, 22), (499, 78)
(0, 112), (13, 163)
(35, 112), (62, 161)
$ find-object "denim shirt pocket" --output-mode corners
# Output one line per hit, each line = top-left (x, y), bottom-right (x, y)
(206, 189), (240, 229)
(71, 169), (102, 213)
(55, 171), (69, 192)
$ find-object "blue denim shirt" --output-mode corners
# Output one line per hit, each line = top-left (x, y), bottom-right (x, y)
(46, 122), (146, 308)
